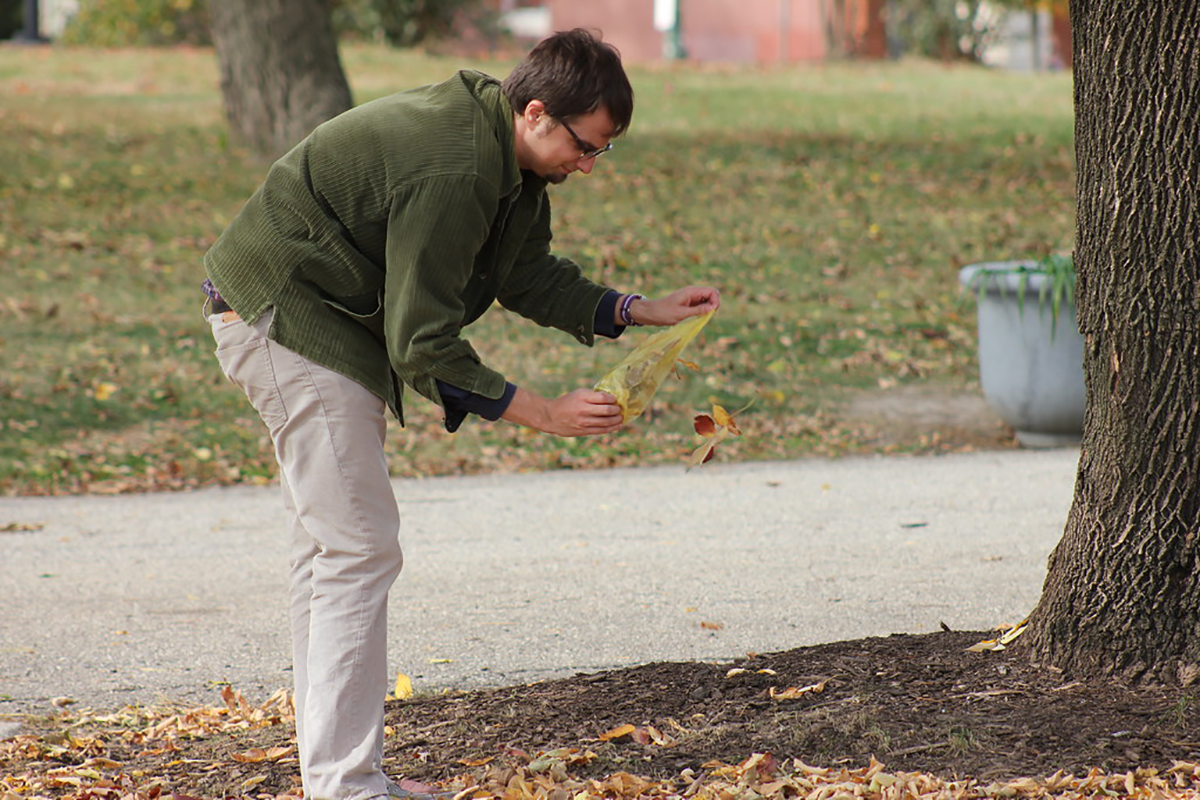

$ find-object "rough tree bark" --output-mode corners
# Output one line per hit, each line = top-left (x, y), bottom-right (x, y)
(209, 0), (354, 160)
(1023, 0), (1200, 684)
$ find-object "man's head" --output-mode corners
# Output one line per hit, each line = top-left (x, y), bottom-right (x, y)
(505, 29), (634, 183)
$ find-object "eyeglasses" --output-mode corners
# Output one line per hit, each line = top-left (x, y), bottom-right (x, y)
(557, 117), (614, 160)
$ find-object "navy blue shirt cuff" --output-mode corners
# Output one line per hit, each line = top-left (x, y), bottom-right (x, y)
(595, 289), (624, 339)
(438, 380), (517, 432)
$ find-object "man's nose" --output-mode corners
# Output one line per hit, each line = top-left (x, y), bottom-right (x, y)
(576, 155), (597, 174)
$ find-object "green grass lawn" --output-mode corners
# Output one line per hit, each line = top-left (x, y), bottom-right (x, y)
(0, 45), (1075, 495)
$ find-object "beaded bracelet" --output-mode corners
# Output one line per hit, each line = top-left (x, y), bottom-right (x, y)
(620, 293), (645, 327)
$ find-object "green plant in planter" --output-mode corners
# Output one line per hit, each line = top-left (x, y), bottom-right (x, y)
(965, 252), (1075, 336)
(958, 252), (1083, 447)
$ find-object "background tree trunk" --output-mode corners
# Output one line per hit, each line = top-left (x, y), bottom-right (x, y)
(209, 0), (354, 160)
(1022, 0), (1200, 684)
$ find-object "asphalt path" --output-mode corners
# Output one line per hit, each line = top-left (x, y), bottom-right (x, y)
(1, 449), (1079, 716)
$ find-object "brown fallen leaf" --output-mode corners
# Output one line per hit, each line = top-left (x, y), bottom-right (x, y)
(967, 617), (1029, 652)
(769, 680), (828, 700)
(230, 745), (294, 763)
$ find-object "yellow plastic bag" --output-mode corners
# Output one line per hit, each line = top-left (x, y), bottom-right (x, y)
(594, 310), (715, 422)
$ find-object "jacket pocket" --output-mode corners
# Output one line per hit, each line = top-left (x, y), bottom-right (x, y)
(322, 290), (386, 348)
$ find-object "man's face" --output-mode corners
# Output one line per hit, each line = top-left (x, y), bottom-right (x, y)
(518, 103), (616, 184)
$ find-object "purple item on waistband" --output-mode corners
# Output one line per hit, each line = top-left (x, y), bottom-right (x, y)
(201, 278), (225, 303)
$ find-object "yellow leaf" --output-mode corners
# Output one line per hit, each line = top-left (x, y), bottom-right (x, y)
(393, 672), (413, 700)
(966, 639), (1003, 653)
(599, 723), (636, 741)
(998, 617), (1029, 645)
(93, 382), (118, 401)
(58, 173), (75, 189)
(712, 404), (742, 435)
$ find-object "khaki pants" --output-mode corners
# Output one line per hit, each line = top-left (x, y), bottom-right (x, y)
(211, 309), (403, 800)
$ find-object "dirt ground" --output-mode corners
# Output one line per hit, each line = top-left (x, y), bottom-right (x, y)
(5, 631), (1197, 798)
(376, 631), (1199, 787)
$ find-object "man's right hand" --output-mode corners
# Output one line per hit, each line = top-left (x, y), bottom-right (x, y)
(502, 387), (624, 437)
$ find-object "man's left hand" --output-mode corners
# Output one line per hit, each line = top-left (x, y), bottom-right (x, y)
(630, 286), (721, 327)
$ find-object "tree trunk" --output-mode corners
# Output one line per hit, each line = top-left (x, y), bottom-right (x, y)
(1022, 0), (1200, 684)
(209, 0), (354, 160)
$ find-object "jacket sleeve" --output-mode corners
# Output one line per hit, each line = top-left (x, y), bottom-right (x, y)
(495, 193), (613, 344)
(383, 174), (510, 406)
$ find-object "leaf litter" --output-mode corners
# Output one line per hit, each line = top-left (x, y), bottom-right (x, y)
(4, 632), (1198, 799)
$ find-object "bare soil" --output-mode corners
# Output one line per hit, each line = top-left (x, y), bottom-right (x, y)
(377, 632), (1198, 786)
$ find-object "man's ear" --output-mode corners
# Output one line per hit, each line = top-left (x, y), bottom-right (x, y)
(523, 99), (546, 125)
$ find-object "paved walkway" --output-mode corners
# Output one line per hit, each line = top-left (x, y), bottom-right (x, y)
(1, 449), (1079, 715)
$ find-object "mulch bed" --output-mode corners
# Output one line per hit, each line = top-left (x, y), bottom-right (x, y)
(4, 631), (1198, 798)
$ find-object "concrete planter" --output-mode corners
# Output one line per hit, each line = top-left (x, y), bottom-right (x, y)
(960, 261), (1084, 448)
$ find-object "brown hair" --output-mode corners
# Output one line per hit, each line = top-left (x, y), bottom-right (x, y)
(502, 28), (634, 135)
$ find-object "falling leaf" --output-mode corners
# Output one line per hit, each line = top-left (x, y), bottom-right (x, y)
(393, 672), (413, 699)
(599, 723), (636, 741)
(686, 404), (743, 469)
(712, 404), (742, 435)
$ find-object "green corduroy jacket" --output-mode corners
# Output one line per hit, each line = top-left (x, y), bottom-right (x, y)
(204, 70), (612, 425)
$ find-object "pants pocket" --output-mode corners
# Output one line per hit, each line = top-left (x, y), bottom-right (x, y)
(211, 308), (289, 433)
